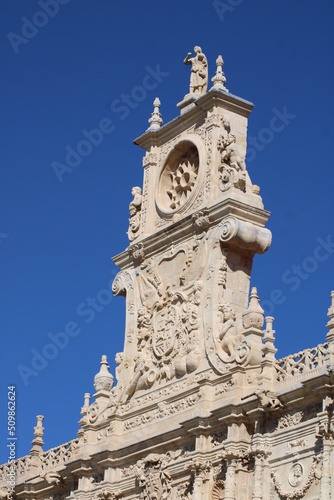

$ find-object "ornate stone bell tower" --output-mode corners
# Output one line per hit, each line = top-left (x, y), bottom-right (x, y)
(107, 49), (272, 498)
(112, 50), (271, 403)
(3, 47), (334, 500)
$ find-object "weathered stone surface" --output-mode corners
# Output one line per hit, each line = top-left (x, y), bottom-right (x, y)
(1, 50), (333, 500)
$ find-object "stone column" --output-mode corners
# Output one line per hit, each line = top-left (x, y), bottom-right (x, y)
(321, 435), (332, 499)
(189, 459), (212, 500)
(317, 399), (333, 500)
(320, 432), (333, 499)
(223, 457), (237, 500)
(252, 452), (263, 500)
(192, 470), (203, 500)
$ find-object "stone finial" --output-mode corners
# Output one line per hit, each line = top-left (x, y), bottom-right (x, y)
(242, 287), (264, 330)
(263, 316), (275, 341)
(81, 393), (90, 416)
(211, 55), (228, 92)
(147, 97), (163, 131)
(259, 317), (278, 389)
(30, 415), (44, 456)
(34, 415), (44, 439)
(94, 355), (114, 393)
(84, 393), (90, 407)
(262, 316), (277, 362)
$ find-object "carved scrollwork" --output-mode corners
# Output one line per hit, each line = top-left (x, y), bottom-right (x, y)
(112, 272), (127, 296)
(219, 217), (272, 254)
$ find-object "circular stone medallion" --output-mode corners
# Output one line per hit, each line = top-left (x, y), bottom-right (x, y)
(157, 141), (199, 214)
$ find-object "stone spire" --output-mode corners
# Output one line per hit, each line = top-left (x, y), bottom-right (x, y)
(260, 316), (277, 387)
(242, 286), (264, 330)
(211, 54), (228, 92)
(147, 97), (163, 131)
(94, 355), (114, 393)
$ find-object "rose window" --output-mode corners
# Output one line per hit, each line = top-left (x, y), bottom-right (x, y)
(157, 142), (199, 213)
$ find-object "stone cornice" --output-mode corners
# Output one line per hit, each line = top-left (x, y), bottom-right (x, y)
(113, 198), (270, 269)
(134, 89), (254, 151)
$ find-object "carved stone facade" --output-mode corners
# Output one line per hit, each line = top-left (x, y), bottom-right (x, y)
(1, 51), (334, 500)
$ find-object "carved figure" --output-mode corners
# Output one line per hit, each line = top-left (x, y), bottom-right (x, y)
(41, 471), (63, 486)
(115, 352), (124, 381)
(218, 306), (238, 358)
(137, 306), (152, 349)
(218, 133), (246, 192)
(126, 353), (155, 397)
(129, 186), (142, 215)
(220, 134), (245, 171)
(289, 463), (303, 487)
(184, 46), (208, 95)
(128, 186), (142, 242)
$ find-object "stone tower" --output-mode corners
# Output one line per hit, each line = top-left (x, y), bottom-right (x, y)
(1, 49), (334, 500)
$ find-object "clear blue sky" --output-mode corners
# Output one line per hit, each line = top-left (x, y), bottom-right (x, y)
(1, 1), (333, 464)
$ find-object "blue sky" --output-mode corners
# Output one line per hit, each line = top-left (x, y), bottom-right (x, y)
(0, 0), (333, 464)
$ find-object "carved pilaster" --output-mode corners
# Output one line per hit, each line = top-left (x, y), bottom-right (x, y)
(223, 456), (237, 500)
(187, 459), (212, 500)
(317, 401), (334, 499)
(250, 441), (271, 500)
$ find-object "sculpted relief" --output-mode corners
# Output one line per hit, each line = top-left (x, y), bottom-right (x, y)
(128, 186), (142, 242)
(112, 219), (268, 399)
(217, 122), (246, 193)
(123, 237), (208, 398)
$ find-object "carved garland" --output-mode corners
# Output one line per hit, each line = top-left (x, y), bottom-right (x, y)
(271, 455), (322, 499)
